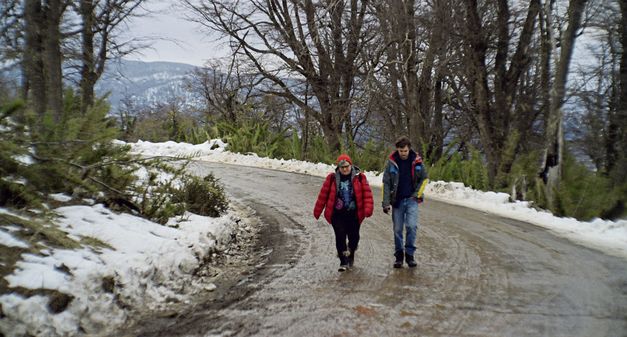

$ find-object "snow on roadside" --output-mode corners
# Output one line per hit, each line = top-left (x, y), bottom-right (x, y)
(128, 139), (627, 260)
(424, 181), (627, 259)
(0, 203), (248, 337)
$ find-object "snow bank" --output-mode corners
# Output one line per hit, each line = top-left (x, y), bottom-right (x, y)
(0, 204), (245, 337)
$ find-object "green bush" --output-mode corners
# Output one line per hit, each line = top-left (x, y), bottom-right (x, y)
(427, 142), (489, 191)
(188, 119), (386, 173)
(553, 154), (623, 220)
(506, 149), (625, 221)
(131, 160), (188, 224)
(129, 116), (171, 142)
(216, 120), (289, 158)
(131, 160), (229, 224)
(0, 96), (136, 210)
(184, 126), (214, 145)
(0, 100), (44, 208)
(303, 134), (334, 165)
(120, 107), (199, 143)
(287, 132), (302, 160)
(345, 139), (387, 173)
(28, 96), (140, 202)
(173, 174), (228, 217)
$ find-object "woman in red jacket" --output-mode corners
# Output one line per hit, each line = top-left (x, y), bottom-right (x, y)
(314, 154), (374, 271)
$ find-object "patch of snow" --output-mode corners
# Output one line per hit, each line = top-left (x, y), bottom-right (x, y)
(12, 154), (34, 165)
(0, 230), (29, 248)
(49, 194), (73, 202)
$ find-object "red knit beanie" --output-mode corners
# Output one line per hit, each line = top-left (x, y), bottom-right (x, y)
(336, 154), (352, 166)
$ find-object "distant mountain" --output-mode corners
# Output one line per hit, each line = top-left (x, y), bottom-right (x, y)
(96, 60), (199, 112)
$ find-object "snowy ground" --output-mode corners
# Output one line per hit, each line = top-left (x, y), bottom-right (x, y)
(0, 139), (255, 336)
(1, 139), (626, 337)
(0, 202), (251, 337)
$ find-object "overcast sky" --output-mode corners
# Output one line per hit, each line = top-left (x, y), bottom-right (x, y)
(124, 0), (228, 66)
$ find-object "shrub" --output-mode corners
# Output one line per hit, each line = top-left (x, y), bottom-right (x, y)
(0, 100), (44, 208)
(130, 160), (188, 224)
(216, 120), (288, 158)
(553, 154), (623, 220)
(303, 134), (334, 165)
(427, 142), (489, 191)
(173, 174), (228, 217)
(345, 139), (387, 173)
(131, 160), (229, 223)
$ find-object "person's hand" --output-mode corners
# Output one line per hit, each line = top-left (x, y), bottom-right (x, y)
(417, 197), (424, 204)
(383, 206), (391, 214)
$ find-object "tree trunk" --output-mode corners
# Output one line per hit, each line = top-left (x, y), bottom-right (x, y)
(540, 0), (587, 207)
(428, 76), (444, 162)
(609, 0), (627, 183)
(464, 0), (500, 184)
(398, 0), (421, 151)
(44, 0), (64, 119)
(538, 0), (553, 130)
(23, 0), (46, 116)
(303, 83), (310, 160)
(374, 0), (449, 158)
(321, 110), (341, 152)
(80, 0), (96, 114)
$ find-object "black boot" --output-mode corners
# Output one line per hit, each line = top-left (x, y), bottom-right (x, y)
(405, 253), (417, 268)
(393, 251), (403, 268)
(338, 251), (350, 272)
(347, 249), (355, 267)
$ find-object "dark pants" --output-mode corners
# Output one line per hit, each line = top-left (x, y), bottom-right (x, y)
(331, 211), (360, 256)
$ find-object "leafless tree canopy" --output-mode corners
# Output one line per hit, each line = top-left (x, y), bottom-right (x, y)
(184, 0), (378, 151)
(15, 0), (147, 117)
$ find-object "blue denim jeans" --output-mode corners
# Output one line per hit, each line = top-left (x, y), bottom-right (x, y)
(392, 197), (419, 256)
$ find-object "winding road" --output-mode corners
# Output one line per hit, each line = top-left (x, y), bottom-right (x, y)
(126, 161), (627, 337)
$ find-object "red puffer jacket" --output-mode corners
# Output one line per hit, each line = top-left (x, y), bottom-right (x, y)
(313, 170), (374, 224)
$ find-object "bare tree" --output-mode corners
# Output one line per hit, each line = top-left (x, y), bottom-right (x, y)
(459, 0), (542, 187)
(184, 57), (261, 123)
(567, 0), (621, 174)
(184, 0), (376, 152)
(74, 0), (147, 114)
(370, 0), (455, 160)
(539, 0), (588, 205)
(18, 0), (146, 118)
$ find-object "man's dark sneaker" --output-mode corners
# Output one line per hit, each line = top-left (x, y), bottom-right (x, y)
(393, 251), (404, 268)
(406, 253), (417, 268)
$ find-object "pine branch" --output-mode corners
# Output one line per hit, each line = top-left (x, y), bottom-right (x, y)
(87, 176), (127, 197)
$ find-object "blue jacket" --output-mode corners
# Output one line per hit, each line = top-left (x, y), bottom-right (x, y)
(382, 150), (428, 208)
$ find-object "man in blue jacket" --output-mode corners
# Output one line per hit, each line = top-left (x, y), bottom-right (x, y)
(382, 136), (429, 268)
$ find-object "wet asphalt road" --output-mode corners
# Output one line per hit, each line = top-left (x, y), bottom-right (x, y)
(132, 161), (627, 337)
